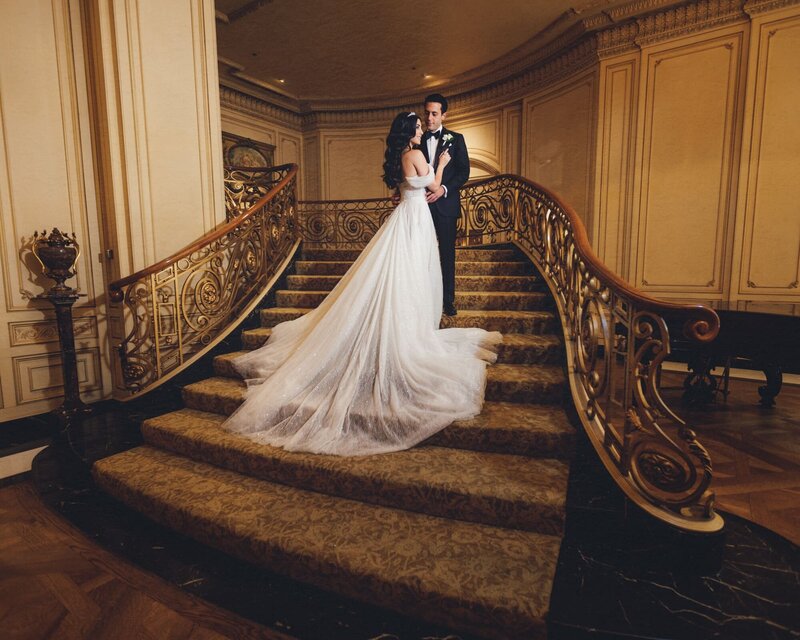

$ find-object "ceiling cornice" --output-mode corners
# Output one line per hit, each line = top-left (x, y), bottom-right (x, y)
(219, 0), (799, 128)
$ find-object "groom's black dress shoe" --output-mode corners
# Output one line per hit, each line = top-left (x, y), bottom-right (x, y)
(444, 304), (458, 317)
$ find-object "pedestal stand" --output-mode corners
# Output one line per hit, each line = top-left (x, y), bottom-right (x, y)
(35, 289), (93, 420)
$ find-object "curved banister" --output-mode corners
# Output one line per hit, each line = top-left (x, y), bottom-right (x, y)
(109, 164), (297, 299)
(108, 164), (299, 395)
(296, 173), (723, 532)
(467, 174), (720, 341)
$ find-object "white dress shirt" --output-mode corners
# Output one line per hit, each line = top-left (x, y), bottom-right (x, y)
(427, 127), (447, 197)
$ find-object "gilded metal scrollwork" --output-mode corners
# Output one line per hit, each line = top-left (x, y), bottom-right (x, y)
(110, 165), (298, 394)
(297, 198), (395, 249)
(224, 165), (293, 221)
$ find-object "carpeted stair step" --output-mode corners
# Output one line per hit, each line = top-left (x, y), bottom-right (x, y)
(287, 274), (544, 292)
(274, 290), (550, 311)
(439, 309), (558, 334)
(241, 327), (562, 365)
(182, 378), (573, 458)
(261, 307), (558, 334)
(141, 408), (569, 535)
(210, 354), (565, 404)
(426, 401), (574, 458)
(300, 247), (521, 262)
(295, 260), (538, 276)
(93, 446), (559, 640)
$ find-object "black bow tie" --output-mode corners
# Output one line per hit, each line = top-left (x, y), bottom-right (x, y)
(424, 130), (442, 140)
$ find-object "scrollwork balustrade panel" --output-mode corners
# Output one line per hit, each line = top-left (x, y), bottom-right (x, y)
(111, 171), (298, 393)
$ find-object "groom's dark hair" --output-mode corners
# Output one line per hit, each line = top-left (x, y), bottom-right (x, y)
(424, 93), (448, 113)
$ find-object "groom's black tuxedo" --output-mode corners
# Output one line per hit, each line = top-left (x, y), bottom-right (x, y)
(422, 126), (470, 309)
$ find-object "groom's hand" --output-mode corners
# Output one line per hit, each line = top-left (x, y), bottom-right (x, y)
(426, 186), (445, 203)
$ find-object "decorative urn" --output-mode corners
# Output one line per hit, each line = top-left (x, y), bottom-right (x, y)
(31, 228), (81, 293)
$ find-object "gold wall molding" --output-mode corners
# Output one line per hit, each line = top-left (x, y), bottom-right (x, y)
(502, 105), (523, 175)
(13, 347), (101, 405)
(594, 56), (638, 277)
(9, 316), (97, 347)
(632, 29), (745, 295)
(733, 10), (800, 297)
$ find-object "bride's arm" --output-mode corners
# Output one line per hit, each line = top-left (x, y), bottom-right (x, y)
(405, 149), (451, 190)
(428, 150), (451, 191)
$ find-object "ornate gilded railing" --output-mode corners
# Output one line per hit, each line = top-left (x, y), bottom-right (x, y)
(297, 175), (723, 532)
(223, 164), (294, 220)
(297, 197), (395, 249)
(109, 164), (299, 395)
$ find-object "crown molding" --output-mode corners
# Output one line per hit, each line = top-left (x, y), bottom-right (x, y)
(219, 84), (304, 129)
(743, 0), (800, 15)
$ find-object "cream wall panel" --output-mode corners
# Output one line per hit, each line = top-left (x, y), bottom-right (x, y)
(734, 11), (800, 298)
(448, 113), (502, 178)
(594, 56), (638, 277)
(91, 0), (223, 276)
(503, 104), (522, 175)
(0, 0), (100, 311)
(522, 73), (597, 234)
(632, 30), (744, 296)
(279, 135), (300, 165)
(0, 0), (110, 421)
(321, 132), (388, 200)
(131, 0), (222, 256)
(303, 134), (321, 200)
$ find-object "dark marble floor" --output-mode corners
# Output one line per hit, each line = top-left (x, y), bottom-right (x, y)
(6, 390), (799, 639)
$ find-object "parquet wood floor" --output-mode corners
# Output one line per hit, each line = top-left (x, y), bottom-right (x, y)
(662, 373), (800, 545)
(0, 482), (289, 640)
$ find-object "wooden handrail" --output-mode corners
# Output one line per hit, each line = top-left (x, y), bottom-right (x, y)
(109, 164), (297, 300)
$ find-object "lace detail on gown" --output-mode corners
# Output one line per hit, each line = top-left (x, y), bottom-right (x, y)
(223, 164), (503, 455)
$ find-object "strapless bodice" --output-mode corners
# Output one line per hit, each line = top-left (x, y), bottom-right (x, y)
(400, 164), (434, 201)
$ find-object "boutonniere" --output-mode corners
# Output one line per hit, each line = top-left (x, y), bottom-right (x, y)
(442, 133), (454, 146)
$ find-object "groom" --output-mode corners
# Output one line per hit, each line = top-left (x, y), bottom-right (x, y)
(421, 93), (470, 317)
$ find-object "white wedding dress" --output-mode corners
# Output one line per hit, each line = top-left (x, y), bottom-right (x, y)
(222, 165), (502, 455)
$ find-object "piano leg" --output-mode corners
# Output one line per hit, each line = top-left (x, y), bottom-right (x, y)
(758, 362), (782, 407)
(683, 350), (718, 405)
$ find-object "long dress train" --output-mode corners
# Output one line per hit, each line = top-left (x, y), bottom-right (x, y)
(222, 165), (502, 455)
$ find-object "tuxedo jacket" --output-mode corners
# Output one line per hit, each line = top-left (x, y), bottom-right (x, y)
(421, 127), (470, 219)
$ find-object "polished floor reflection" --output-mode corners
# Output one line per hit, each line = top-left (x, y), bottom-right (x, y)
(661, 371), (800, 545)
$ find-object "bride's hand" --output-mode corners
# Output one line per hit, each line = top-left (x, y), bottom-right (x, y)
(438, 149), (451, 168)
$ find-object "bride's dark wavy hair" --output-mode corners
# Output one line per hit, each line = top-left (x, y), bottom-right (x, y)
(382, 112), (419, 189)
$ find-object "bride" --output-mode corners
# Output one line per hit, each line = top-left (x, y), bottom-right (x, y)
(222, 112), (502, 455)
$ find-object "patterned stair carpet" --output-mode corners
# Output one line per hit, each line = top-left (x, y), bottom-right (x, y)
(93, 244), (576, 640)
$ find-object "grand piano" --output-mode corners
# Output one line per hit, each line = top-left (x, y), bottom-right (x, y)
(667, 301), (800, 406)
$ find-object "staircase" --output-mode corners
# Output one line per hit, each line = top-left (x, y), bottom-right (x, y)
(93, 244), (576, 640)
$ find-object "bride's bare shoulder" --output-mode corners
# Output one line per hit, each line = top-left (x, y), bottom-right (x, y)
(402, 149), (427, 175)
